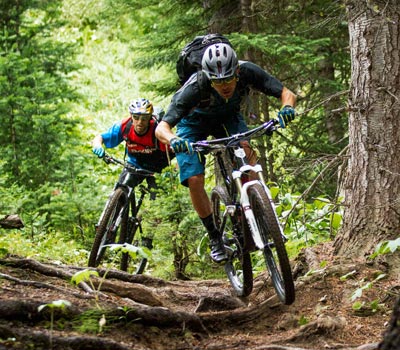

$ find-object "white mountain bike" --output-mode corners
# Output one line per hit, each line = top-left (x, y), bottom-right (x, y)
(192, 119), (295, 304)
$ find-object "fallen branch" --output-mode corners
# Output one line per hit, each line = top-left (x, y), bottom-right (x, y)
(0, 214), (24, 229)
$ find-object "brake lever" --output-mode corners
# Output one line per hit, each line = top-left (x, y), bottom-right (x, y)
(102, 154), (113, 164)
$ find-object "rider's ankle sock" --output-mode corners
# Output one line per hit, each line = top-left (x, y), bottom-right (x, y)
(200, 214), (220, 239)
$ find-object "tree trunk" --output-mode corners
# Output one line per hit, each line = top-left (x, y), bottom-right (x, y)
(334, 0), (400, 260)
(379, 297), (400, 350)
(317, 48), (346, 144)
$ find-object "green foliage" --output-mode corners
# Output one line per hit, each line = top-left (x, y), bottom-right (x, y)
(109, 243), (151, 260)
(38, 299), (72, 348)
(71, 269), (99, 286)
(0, 230), (89, 265)
(71, 269), (102, 306)
(369, 237), (400, 259)
(0, 0), (353, 282)
(38, 299), (72, 313)
(139, 167), (213, 278)
(349, 274), (386, 313)
(344, 238), (399, 312)
(298, 315), (309, 326)
(0, 0), (98, 243)
(0, 0), (81, 189)
(272, 184), (343, 256)
(339, 270), (357, 282)
(73, 309), (106, 334)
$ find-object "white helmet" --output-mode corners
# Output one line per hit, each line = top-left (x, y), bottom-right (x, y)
(201, 43), (238, 80)
(128, 98), (154, 115)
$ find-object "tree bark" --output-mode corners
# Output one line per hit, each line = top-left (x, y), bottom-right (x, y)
(334, 0), (400, 260)
(379, 297), (400, 350)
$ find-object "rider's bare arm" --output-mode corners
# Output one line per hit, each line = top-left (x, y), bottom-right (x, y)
(280, 87), (296, 107)
(155, 121), (176, 145)
(92, 134), (104, 148)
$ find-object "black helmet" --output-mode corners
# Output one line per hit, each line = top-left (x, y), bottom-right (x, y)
(201, 43), (238, 80)
(128, 98), (154, 115)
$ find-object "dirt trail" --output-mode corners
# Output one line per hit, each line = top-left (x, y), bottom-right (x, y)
(0, 244), (392, 350)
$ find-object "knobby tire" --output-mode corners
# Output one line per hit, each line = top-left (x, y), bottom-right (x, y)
(248, 182), (295, 305)
(119, 211), (148, 274)
(88, 187), (127, 267)
(211, 186), (253, 297)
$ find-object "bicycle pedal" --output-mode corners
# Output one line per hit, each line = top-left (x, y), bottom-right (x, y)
(223, 237), (235, 245)
(224, 246), (235, 256)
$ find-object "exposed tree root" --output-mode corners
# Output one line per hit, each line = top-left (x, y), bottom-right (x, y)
(0, 254), (389, 350)
(0, 257), (162, 305)
(0, 324), (131, 350)
(0, 272), (93, 300)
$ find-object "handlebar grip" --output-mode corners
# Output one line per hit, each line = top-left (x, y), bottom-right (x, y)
(102, 154), (112, 164)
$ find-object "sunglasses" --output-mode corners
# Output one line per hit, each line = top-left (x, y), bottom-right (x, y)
(131, 114), (152, 121)
(210, 75), (237, 86)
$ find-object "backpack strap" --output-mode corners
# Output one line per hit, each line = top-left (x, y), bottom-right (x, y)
(151, 118), (160, 150)
(197, 71), (211, 108)
(122, 119), (132, 161)
(122, 119), (132, 142)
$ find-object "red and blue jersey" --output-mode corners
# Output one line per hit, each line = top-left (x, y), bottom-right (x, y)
(101, 117), (169, 173)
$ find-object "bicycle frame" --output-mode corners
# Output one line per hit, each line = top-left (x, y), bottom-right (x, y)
(194, 119), (283, 248)
(102, 153), (153, 218)
(89, 153), (154, 272)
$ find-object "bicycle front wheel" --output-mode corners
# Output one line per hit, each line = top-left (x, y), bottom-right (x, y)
(248, 182), (295, 305)
(120, 217), (149, 274)
(211, 186), (253, 297)
(88, 188), (128, 267)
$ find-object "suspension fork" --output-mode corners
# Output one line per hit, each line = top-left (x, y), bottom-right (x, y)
(134, 186), (147, 214)
(105, 185), (132, 230)
(233, 165), (286, 246)
(232, 164), (267, 249)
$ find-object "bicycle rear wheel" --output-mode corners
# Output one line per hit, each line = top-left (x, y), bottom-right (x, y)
(88, 188), (127, 267)
(211, 186), (253, 297)
(248, 182), (295, 305)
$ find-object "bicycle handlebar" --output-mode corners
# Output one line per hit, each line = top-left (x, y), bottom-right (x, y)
(191, 118), (279, 152)
(102, 153), (154, 176)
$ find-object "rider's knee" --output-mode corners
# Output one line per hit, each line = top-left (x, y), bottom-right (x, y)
(187, 174), (205, 190)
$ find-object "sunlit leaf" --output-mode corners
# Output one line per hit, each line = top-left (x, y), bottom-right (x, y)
(269, 186), (279, 199)
(331, 212), (342, 229)
(352, 301), (363, 310)
(71, 269), (99, 285)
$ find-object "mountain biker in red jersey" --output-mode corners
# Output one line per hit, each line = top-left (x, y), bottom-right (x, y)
(155, 44), (296, 263)
(92, 98), (171, 198)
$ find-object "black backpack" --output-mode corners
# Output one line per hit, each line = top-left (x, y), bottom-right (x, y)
(176, 33), (232, 86)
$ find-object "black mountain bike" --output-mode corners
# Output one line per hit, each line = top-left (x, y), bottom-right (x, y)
(88, 154), (154, 274)
(192, 119), (295, 304)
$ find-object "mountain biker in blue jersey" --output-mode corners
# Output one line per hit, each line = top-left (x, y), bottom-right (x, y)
(92, 98), (171, 198)
(155, 44), (296, 263)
